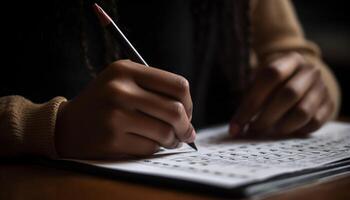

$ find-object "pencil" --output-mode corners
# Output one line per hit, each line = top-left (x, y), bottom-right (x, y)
(93, 3), (198, 151)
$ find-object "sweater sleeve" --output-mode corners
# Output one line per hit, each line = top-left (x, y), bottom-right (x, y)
(0, 96), (67, 158)
(250, 0), (341, 118)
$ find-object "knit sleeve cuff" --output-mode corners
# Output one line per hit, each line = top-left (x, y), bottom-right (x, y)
(19, 97), (67, 158)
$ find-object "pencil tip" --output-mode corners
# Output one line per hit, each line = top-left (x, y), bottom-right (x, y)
(188, 143), (198, 151)
(92, 3), (112, 27)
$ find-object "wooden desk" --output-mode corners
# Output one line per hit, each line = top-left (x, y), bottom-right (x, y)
(0, 163), (350, 200)
(1, 119), (350, 200)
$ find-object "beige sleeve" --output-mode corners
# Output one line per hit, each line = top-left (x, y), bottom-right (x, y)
(250, 0), (341, 118)
(0, 96), (67, 158)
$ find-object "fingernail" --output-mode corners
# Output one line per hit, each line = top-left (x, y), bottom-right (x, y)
(229, 119), (241, 137)
(170, 139), (180, 149)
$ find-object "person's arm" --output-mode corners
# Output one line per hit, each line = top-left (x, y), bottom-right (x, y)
(251, 0), (340, 115)
(55, 60), (195, 159)
(1, 60), (196, 159)
(230, 0), (340, 137)
(0, 95), (66, 157)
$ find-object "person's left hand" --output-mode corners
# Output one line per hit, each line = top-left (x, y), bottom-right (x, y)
(230, 52), (335, 138)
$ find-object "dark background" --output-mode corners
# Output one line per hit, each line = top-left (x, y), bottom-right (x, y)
(293, 1), (350, 117)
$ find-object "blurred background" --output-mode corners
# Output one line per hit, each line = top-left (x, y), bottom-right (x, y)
(293, 1), (350, 117)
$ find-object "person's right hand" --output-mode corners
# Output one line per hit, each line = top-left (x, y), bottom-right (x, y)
(55, 59), (195, 159)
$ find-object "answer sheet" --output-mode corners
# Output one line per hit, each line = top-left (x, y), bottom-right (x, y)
(75, 122), (350, 188)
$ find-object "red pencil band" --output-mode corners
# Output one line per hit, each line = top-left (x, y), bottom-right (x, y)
(92, 3), (198, 151)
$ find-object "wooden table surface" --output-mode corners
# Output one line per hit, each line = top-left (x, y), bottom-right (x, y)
(1, 119), (350, 200)
(0, 162), (349, 200)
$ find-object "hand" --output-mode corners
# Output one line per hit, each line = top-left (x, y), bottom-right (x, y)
(55, 59), (195, 159)
(230, 52), (334, 138)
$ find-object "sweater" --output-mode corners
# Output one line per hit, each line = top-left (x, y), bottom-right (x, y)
(0, 0), (340, 158)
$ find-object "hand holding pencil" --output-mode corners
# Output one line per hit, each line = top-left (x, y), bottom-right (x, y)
(54, 4), (197, 159)
(93, 3), (197, 151)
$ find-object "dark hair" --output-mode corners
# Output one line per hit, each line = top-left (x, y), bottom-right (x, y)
(79, 0), (250, 92)
(76, 0), (250, 126)
(79, 0), (120, 77)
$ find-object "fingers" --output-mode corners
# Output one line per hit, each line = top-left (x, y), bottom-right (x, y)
(231, 53), (303, 135)
(65, 59), (194, 159)
(250, 66), (320, 132)
(294, 95), (334, 136)
(102, 108), (179, 158)
(123, 109), (180, 149)
(230, 52), (335, 139)
(104, 60), (195, 144)
(132, 88), (195, 143)
(274, 78), (326, 135)
(135, 67), (193, 120)
(108, 80), (195, 143)
(111, 60), (193, 119)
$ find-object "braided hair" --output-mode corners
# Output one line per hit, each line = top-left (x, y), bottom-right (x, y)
(79, 0), (120, 77)
(79, 0), (250, 92)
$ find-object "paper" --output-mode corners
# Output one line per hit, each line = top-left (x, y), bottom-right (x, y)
(74, 122), (350, 188)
